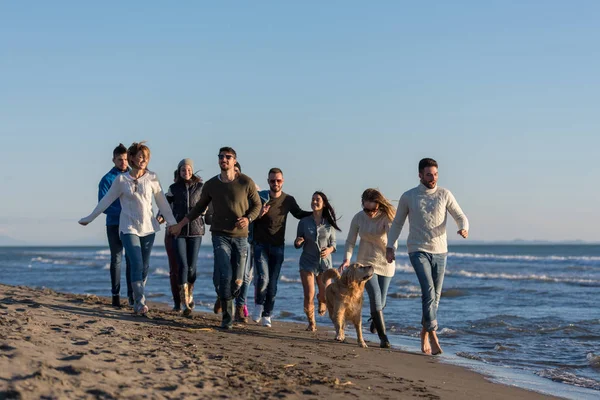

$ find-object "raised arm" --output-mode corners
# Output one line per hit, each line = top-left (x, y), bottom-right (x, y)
(289, 196), (312, 220)
(80, 178), (123, 225)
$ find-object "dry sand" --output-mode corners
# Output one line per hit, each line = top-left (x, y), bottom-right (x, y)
(0, 283), (557, 399)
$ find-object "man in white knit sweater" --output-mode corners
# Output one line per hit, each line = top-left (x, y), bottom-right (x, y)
(386, 158), (469, 355)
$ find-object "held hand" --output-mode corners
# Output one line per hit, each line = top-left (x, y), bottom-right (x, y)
(169, 223), (183, 237)
(457, 229), (468, 239)
(320, 247), (333, 259)
(156, 215), (165, 224)
(235, 217), (250, 229)
(294, 237), (304, 247)
(259, 204), (271, 218)
(385, 248), (396, 263)
(78, 219), (89, 226)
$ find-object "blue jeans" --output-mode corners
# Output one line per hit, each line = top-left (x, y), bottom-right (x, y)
(173, 236), (202, 285)
(409, 251), (447, 332)
(253, 243), (285, 317)
(120, 233), (155, 283)
(212, 234), (248, 301)
(235, 244), (254, 307)
(364, 273), (393, 314)
(106, 225), (132, 298)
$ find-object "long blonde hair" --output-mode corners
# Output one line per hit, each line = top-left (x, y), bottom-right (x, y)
(361, 188), (396, 222)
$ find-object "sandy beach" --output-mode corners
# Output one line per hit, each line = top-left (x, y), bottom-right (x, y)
(0, 283), (557, 399)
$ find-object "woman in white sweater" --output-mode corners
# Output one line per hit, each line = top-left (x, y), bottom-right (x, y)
(341, 189), (397, 348)
(79, 142), (176, 316)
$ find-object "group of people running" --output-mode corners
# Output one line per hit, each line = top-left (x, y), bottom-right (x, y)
(79, 142), (469, 355)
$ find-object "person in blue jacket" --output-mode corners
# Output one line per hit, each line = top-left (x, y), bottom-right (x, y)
(98, 144), (132, 307)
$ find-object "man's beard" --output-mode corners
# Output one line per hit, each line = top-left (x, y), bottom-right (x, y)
(421, 179), (436, 189)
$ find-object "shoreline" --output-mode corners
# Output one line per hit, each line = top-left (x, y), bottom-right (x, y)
(0, 283), (559, 399)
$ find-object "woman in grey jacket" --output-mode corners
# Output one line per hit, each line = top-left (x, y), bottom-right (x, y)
(295, 191), (340, 331)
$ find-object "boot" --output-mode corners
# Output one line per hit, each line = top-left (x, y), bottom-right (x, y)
(372, 311), (391, 348)
(213, 296), (222, 314)
(112, 294), (121, 308)
(304, 305), (316, 331)
(180, 284), (191, 317)
(188, 283), (195, 309)
(220, 298), (234, 330)
(132, 281), (148, 315)
(235, 304), (248, 323)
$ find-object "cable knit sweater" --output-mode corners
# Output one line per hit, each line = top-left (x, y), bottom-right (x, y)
(344, 211), (397, 277)
(80, 171), (176, 237)
(387, 184), (469, 254)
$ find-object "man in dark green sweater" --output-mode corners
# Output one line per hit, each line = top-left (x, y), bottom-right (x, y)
(169, 147), (261, 329)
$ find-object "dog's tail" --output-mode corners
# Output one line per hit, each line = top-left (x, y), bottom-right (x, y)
(322, 268), (340, 282)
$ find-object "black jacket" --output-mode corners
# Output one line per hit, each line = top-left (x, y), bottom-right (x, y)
(167, 180), (205, 237)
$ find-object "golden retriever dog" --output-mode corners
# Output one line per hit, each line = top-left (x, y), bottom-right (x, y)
(322, 263), (374, 348)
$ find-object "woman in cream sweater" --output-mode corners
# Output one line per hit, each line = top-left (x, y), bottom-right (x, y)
(79, 142), (176, 316)
(341, 188), (397, 348)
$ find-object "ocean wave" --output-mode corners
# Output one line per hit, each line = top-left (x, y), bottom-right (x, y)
(536, 368), (600, 390)
(441, 288), (468, 298)
(438, 327), (458, 336)
(153, 268), (170, 277)
(448, 252), (600, 264)
(587, 353), (600, 369)
(447, 269), (600, 286)
(388, 292), (420, 299)
(280, 275), (301, 283)
(31, 257), (53, 263)
(456, 352), (487, 362)
(394, 263), (413, 272)
(95, 250), (111, 256)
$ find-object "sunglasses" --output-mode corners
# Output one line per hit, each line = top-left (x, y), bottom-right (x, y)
(218, 154), (234, 160)
(363, 207), (378, 213)
(269, 179), (283, 184)
(133, 179), (140, 193)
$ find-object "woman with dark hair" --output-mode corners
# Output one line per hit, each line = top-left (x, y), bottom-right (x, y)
(295, 191), (340, 331)
(167, 158), (205, 317)
(341, 188), (397, 348)
(79, 142), (176, 316)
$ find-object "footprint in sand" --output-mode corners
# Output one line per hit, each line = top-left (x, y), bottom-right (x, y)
(86, 389), (116, 400)
(55, 365), (82, 376)
(58, 354), (85, 361)
(72, 340), (89, 346)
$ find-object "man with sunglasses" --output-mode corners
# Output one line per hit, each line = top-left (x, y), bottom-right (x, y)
(251, 168), (311, 327)
(169, 147), (261, 329)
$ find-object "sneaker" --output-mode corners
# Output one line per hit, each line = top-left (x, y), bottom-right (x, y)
(243, 304), (249, 318)
(252, 304), (264, 323)
(262, 316), (272, 328)
(111, 295), (121, 308)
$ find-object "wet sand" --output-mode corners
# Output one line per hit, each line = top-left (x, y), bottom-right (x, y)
(0, 283), (558, 399)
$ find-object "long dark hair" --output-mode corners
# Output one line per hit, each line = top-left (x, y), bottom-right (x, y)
(313, 191), (341, 231)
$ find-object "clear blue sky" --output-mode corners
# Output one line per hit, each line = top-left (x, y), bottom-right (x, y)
(1, 1), (599, 245)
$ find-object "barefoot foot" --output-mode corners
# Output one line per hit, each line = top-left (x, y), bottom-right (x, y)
(420, 328), (432, 354)
(429, 331), (443, 355)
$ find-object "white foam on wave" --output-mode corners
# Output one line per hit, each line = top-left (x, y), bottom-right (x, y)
(95, 250), (111, 256)
(153, 268), (170, 277)
(449, 252), (600, 263)
(587, 353), (600, 369)
(31, 257), (53, 263)
(394, 262), (413, 272)
(102, 263), (110, 270)
(536, 368), (600, 390)
(447, 269), (600, 285)
(280, 275), (301, 283)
